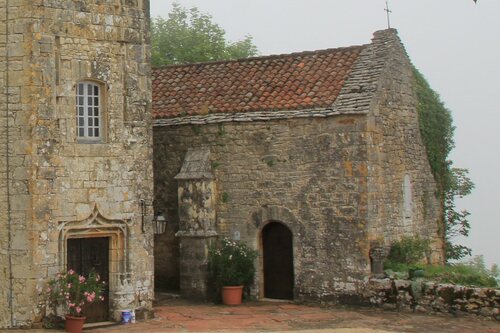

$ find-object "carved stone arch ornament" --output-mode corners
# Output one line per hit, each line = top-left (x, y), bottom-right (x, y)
(58, 204), (130, 273)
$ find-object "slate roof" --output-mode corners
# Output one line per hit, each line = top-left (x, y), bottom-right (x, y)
(152, 45), (366, 119)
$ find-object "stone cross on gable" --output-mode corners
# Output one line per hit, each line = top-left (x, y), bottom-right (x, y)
(384, 0), (392, 29)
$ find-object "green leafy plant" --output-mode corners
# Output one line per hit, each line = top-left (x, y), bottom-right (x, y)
(414, 68), (474, 261)
(384, 254), (498, 288)
(217, 124), (226, 136)
(46, 269), (106, 317)
(221, 192), (230, 203)
(384, 236), (430, 271)
(424, 264), (497, 288)
(208, 238), (258, 287)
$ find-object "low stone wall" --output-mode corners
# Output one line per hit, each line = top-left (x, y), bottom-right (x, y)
(365, 278), (499, 320)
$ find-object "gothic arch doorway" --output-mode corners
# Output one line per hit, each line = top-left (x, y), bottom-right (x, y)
(262, 222), (294, 300)
(59, 205), (130, 323)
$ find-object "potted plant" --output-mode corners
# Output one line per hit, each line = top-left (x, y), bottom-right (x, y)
(208, 238), (258, 305)
(46, 269), (106, 333)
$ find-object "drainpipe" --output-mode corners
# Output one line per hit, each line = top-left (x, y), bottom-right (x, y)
(4, 0), (15, 327)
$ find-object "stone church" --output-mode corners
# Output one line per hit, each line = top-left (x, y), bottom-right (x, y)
(152, 29), (444, 300)
(0, 0), (443, 329)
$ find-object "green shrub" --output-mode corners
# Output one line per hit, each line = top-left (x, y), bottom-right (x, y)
(384, 238), (498, 287)
(384, 237), (430, 270)
(424, 264), (498, 288)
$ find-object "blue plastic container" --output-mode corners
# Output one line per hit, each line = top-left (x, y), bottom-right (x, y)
(121, 310), (131, 324)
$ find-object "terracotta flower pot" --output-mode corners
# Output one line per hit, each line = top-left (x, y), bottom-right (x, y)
(222, 285), (244, 305)
(65, 315), (86, 333)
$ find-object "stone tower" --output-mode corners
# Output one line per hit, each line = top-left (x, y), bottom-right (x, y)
(1, 0), (153, 327)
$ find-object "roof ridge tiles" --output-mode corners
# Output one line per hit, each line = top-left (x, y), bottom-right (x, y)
(152, 44), (368, 70)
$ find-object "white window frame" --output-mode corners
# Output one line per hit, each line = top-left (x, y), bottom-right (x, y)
(76, 81), (103, 142)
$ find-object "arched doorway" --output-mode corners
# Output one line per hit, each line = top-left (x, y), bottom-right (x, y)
(262, 222), (294, 300)
(59, 205), (129, 323)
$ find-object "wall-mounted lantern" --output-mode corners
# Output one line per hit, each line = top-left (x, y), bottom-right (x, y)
(153, 211), (167, 235)
(140, 199), (167, 234)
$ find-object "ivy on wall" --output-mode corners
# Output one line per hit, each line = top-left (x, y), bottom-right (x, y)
(413, 68), (474, 261)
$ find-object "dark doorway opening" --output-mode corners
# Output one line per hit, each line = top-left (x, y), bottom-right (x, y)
(262, 222), (294, 300)
(67, 237), (109, 323)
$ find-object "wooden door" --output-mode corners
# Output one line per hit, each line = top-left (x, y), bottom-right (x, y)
(262, 222), (294, 300)
(67, 237), (109, 322)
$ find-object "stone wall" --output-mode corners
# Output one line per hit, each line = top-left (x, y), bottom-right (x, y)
(1, 0), (153, 328)
(0, 0), (12, 325)
(1, 1), (33, 326)
(365, 279), (499, 320)
(364, 30), (443, 263)
(154, 114), (372, 299)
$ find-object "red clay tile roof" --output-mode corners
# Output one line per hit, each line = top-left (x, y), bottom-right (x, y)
(152, 45), (366, 119)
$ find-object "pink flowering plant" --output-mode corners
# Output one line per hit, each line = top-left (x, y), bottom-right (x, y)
(46, 269), (106, 317)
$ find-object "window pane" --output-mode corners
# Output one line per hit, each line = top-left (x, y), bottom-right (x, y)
(77, 82), (102, 140)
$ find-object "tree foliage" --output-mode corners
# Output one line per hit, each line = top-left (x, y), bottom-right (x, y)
(151, 4), (258, 67)
(491, 264), (499, 278)
(444, 168), (474, 260)
(413, 68), (474, 261)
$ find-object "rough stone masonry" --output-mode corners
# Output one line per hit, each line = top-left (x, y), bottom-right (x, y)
(152, 30), (444, 301)
(1, 0), (154, 328)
